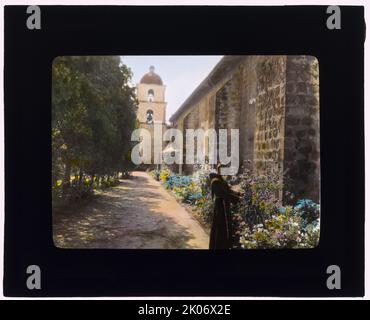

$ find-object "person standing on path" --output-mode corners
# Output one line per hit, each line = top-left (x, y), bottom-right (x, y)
(209, 165), (240, 250)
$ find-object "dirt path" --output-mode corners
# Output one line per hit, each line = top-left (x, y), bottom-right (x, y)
(53, 171), (209, 249)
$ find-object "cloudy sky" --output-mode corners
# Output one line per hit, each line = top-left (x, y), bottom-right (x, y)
(121, 56), (223, 122)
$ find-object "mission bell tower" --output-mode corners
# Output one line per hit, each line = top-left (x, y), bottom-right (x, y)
(137, 66), (167, 124)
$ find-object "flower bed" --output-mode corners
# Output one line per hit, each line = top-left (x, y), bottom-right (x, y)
(151, 168), (320, 249)
(150, 168), (213, 227)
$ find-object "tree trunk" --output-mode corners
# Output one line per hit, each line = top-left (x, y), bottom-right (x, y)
(90, 174), (95, 187)
(62, 159), (72, 194)
(79, 170), (84, 186)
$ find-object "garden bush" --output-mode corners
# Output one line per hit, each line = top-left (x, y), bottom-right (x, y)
(159, 168), (171, 182)
(153, 167), (320, 249)
(232, 170), (320, 249)
(234, 204), (320, 249)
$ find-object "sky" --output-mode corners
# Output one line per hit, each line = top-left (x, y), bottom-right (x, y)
(120, 56), (223, 122)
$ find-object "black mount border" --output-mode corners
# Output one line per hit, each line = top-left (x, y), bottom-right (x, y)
(3, 5), (365, 297)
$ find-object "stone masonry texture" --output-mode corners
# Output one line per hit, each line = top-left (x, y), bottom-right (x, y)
(170, 56), (320, 204)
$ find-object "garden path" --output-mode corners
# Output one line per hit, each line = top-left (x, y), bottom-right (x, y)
(53, 171), (209, 249)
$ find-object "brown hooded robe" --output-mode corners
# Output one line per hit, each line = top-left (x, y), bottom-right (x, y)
(209, 175), (239, 249)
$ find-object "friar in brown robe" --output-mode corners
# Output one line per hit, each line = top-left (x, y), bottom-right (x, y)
(209, 168), (240, 250)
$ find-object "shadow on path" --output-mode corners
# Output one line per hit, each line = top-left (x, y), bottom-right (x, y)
(53, 171), (209, 249)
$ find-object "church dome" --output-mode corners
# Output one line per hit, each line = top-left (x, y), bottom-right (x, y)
(140, 66), (163, 85)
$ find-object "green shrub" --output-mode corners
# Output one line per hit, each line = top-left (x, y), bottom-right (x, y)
(159, 168), (171, 182)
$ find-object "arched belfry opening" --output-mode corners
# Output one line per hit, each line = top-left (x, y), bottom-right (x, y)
(146, 109), (154, 124)
(148, 89), (154, 102)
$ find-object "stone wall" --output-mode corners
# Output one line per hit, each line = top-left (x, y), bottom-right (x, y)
(254, 56), (287, 178)
(182, 107), (200, 174)
(239, 57), (258, 170)
(174, 72), (235, 175)
(215, 66), (243, 158)
(170, 55), (320, 203)
(284, 56), (320, 202)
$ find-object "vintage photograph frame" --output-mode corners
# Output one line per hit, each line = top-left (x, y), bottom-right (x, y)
(3, 5), (365, 297)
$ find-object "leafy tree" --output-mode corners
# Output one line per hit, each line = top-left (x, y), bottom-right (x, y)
(52, 56), (137, 203)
